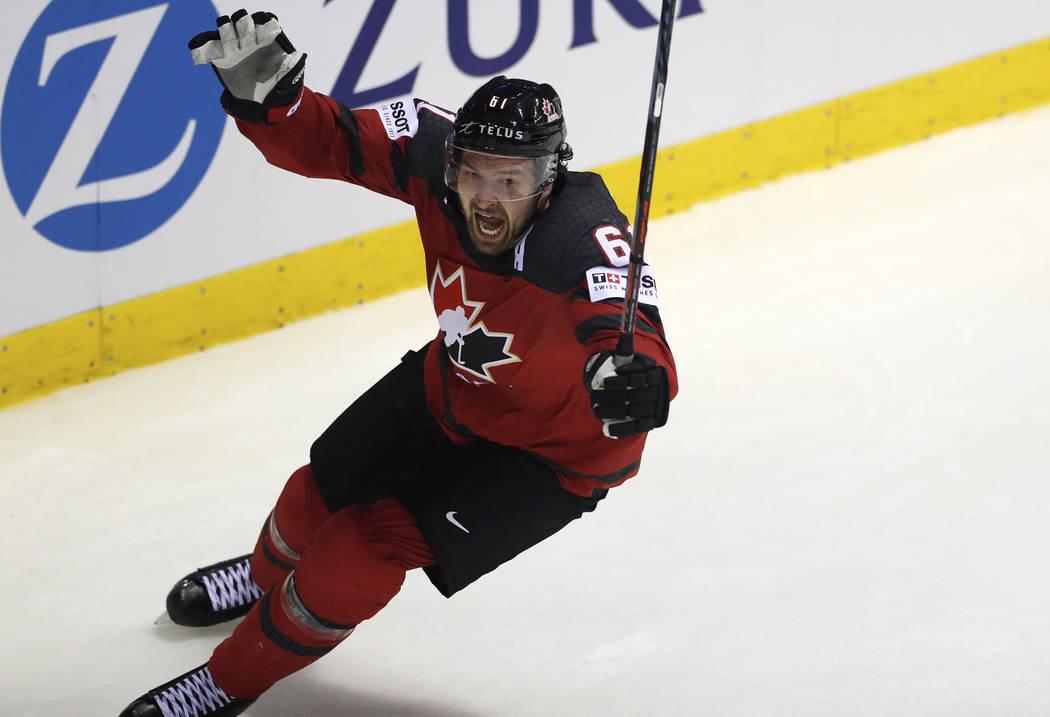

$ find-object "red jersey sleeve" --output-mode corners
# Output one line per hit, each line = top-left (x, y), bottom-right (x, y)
(232, 86), (416, 205)
(549, 292), (677, 497)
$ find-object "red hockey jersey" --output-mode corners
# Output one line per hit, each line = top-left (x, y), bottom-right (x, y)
(235, 88), (677, 497)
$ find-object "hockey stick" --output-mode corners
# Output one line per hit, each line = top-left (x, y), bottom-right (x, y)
(615, 0), (677, 362)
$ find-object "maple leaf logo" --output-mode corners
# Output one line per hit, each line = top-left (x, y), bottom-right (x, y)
(430, 264), (520, 383)
(541, 98), (560, 123)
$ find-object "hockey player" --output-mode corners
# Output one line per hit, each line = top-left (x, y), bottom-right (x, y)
(120, 10), (676, 717)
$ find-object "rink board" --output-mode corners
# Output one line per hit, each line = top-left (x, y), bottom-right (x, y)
(1, 29), (1049, 409)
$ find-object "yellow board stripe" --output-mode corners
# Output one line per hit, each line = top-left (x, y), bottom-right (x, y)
(602, 35), (1050, 218)
(1, 222), (424, 406)
(3, 35), (1049, 410)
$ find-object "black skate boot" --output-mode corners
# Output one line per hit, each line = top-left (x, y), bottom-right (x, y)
(119, 663), (256, 717)
(166, 554), (263, 627)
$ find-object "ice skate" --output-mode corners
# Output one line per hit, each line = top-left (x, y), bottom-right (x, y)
(165, 555), (263, 627)
(119, 663), (256, 717)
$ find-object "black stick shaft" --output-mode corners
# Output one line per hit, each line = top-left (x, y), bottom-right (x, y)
(616, 0), (677, 360)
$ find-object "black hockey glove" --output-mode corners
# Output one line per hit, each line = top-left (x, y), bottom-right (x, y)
(188, 9), (306, 125)
(584, 350), (670, 439)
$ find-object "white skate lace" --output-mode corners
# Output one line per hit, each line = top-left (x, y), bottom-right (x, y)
(153, 666), (232, 717)
(200, 558), (263, 611)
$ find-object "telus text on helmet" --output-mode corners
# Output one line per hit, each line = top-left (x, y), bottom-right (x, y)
(477, 125), (527, 141)
(324, 0), (704, 108)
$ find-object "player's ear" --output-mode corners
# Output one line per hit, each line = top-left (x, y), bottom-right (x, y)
(537, 185), (554, 211)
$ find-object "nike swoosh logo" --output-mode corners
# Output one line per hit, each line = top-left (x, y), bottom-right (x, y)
(445, 511), (470, 534)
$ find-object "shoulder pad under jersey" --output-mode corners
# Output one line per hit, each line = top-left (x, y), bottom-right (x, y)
(517, 171), (632, 294)
(403, 99), (456, 198)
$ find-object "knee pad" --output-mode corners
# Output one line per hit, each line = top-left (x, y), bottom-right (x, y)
(292, 499), (429, 626)
(253, 464), (334, 588)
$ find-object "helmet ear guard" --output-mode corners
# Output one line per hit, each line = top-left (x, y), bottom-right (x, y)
(556, 140), (573, 172)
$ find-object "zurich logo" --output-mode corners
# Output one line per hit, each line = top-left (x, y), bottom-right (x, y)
(2, 0), (223, 251)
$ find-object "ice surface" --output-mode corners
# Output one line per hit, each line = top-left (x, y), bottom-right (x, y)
(2, 104), (1049, 716)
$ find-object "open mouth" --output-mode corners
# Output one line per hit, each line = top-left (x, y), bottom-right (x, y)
(473, 210), (506, 239)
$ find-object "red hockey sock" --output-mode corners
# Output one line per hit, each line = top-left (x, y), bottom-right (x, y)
(250, 464), (334, 591)
(210, 498), (435, 698)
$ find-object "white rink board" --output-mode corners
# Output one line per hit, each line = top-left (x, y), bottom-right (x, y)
(1, 0), (1049, 338)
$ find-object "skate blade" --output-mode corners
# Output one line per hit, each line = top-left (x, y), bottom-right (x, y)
(154, 611), (174, 626)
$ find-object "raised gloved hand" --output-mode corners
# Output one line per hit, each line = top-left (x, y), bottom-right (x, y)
(188, 9), (306, 124)
(584, 350), (670, 439)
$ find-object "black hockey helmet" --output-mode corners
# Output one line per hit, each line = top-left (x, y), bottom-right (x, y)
(445, 76), (573, 200)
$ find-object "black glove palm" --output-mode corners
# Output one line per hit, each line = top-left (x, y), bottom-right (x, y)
(189, 9), (306, 124)
(584, 351), (670, 439)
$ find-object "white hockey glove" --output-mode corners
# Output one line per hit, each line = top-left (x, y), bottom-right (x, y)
(584, 350), (670, 439)
(188, 9), (306, 125)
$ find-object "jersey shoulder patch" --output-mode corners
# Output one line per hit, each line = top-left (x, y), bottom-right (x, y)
(373, 99), (419, 140)
(519, 171), (631, 293)
(584, 265), (659, 306)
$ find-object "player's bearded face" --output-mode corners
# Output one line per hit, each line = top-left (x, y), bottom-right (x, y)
(454, 152), (551, 255)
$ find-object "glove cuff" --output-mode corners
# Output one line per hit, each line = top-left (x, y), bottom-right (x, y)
(654, 365), (670, 428)
(220, 86), (304, 125)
